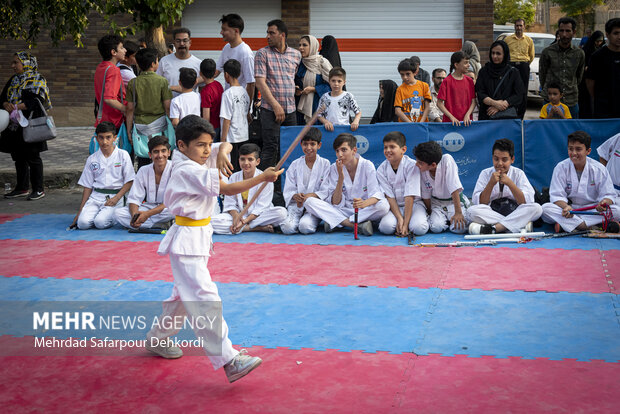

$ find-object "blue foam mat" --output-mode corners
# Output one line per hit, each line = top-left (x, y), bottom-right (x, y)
(1, 275), (618, 361)
(1, 214), (617, 250)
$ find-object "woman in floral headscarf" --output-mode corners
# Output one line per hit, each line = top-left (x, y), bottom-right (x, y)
(1, 51), (51, 200)
(295, 35), (332, 124)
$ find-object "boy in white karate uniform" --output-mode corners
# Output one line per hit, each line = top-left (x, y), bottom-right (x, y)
(376, 131), (421, 235)
(467, 138), (542, 234)
(410, 141), (469, 234)
(304, 133), (389, 236)
(597, 132), (620, 204)
(115, 136), (174, 229)
(542, 131), (619, 232)
(211, 143), (287, 234)
(280, 127), (331, 234)
(146, 115), (282, 383)
(72, 122), (135, 229)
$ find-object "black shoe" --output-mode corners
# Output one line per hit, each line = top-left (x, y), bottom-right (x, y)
(480, 224), (495, 234)
(27, 191), (45, 200)
(4, 189), (29, 199)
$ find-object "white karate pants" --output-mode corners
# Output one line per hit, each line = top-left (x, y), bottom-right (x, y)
(114, 204), (174, 229)
(280, 204), (321, 234)
(410, 198), (469, 235)
(378, 206), (417, 235)
(467, 203), (542, 233)
(541, 202), (620, 232)
(77, 192), (122, 229)
(147, 253), (238, 370)
(303, 197), (390, 229)
(211, 206), (287, 234)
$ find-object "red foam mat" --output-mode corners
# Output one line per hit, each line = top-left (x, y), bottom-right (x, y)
(1, 336), (618, 413)
(399, 354), (620, 413)
(0, 214), (25, 224)
(0, 239), (611, 293)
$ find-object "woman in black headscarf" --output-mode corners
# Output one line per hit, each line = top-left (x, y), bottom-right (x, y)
(319, 35), (342, 68)
(475, 40), (524, 120)
(578, 30), (605, 119)
(370, 80), (398, 123)
(1, 51), (51, 200)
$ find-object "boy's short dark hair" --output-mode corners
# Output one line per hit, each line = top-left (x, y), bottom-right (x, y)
(328, 67), (346, 80)
(95, 121), (116, 135)
(173, 27), (191, 38)
(220, 14), (244, 33)
(567, 130), (591, 150)
(547, 81), (563, 94)
(398, 58), (418, 73)
(333, 133), (357, 150)
(97, 35), (123, 61)
(413, 141), (442, 165)
(179, 67), (197, 89)
(383, 131), (406, 148)
(302, 127), (322, 144)
(148, 136), (171, 152)
(239, 143), (261, 159)
(123, 40), (139, 58)
(605, 18), (620, 34)
(492, 138), (514, 158)
(135, 48), (158, 72)
(558, 17), (577, 31)
(176, 115), (215, 146)
(223, 59), (241, 79)
(267, 19), (288, 38)
(200, 58), (217, 79)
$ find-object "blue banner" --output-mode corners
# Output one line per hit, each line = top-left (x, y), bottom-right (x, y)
(523, 119), (620, 190)
(280, 120), (523, 195)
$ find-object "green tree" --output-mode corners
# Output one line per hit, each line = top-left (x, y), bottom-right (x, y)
(0, 0), (193, 55)
(494, 0), (536, 26)
(554, 0), (604, 34)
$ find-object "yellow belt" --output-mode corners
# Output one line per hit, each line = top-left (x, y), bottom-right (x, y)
(175, 216), (211, 227)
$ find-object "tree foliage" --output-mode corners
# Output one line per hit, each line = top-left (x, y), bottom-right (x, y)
(554, 0), (604, 18)
(0, 0), (193, 49)
(494, 0), (537, 26)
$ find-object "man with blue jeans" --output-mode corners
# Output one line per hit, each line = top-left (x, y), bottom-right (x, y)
(254, 19), (301, 191)
(539, 17), (585, 119)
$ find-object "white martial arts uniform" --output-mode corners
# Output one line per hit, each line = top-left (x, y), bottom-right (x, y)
(467, 166), (542, 233)
(541, 157), (619, 232)
(597, 133), (620, 204)
(280, 154), (331, 234)
(376, 155), (422, 234)
(149, 150), (238, 370)
(412, 153), (469, 234)
(114, 162), (174, 229)
(211, 168), (287, 234)
(303, 154), (389, 228)
(77, 147), (135, 229)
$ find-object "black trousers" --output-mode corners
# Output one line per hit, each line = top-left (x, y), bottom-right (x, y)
(258, 109), (297, 172)
(11, 149), (43, 193)
(510, 61), (530, 118)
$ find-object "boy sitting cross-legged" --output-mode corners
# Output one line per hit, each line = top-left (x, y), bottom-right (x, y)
(467, 138), (542, 234)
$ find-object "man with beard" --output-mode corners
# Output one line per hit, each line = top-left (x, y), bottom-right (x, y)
(429, 68), (446, 122)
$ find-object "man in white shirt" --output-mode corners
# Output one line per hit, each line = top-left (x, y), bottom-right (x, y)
(157, 28), (202, 97)
(215, 14), (255, 103)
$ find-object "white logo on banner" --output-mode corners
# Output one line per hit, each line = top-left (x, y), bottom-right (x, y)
(441, 132), (465, 152)
(355, 135), (369, 155)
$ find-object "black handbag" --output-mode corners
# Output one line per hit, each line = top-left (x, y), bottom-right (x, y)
(489, 67), (518, 120)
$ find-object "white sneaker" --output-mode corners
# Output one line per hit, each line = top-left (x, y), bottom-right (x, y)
(224, 349), (262, 383)
(146, 341), (183, 359)
(469, 222), (482, 235)
(524, 222), (533, 233)
(359, 220), (373, 236)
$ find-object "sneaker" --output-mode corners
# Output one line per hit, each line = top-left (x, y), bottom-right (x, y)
(524, 222), (533, 233)
(480, 224), (495, 234)
(323, 221), (333, 233)
(468, 222), (482, 235)
(145, 341), (183, 359)
(554, 223), (562, 233)
(4, 189), (28, 199)
(359, 220), (373, 236)
(27, 191), (45, 201)
(152, 218), (174, 230)
(224, 349), (262, 383)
